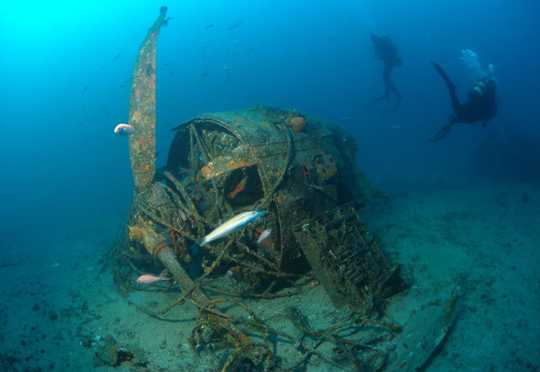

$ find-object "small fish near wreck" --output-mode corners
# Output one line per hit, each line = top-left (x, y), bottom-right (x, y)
(137, 270), (171, 284)
(114, 123), (135, 136)
(200, 210), (265, 247)
(255, 229), (272, 246)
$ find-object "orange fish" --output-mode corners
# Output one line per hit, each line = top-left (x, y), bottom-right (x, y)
(114, 123), (135, 135)
(137, 270), (171, 284)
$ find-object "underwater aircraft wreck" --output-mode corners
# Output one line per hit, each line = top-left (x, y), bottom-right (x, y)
(105, 7), (461, 371)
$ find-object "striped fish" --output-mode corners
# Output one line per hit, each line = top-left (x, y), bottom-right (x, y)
(200, 210), (265, 247)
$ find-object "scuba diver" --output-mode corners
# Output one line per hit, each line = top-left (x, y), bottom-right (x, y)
(369, 34), (403, 110)
(430, 61), (498, 142)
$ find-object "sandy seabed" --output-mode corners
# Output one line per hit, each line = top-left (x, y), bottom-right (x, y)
(1, 178), (539, 371)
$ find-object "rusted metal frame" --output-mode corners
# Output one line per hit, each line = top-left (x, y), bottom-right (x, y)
(294, 226), (349, 308)
(162, 170), (207, 223)
(190, 319), (238, 350)
(191, 123), (213, 162)
(288, 326), (350, 371)
(161, 185), (207, 239)
(202, 238), (300, 280)
(260, 280), (278, 297)
(202, 283), (298, 299)
(271, 198), (285, 269)
(153, 239), (234, 316)
(328, 224), (368, 305)
(159, 182), (201, 234)
(188, 300), (253, 349)
(295, 322), (386, 371)
(233, 258), (300, 279)
(156, 246), (253, 347)
(234, 301), (272, 351)
(200, 298), (256, 322)
(136, 200), (201, 243)
(220, 343), (274, 372)
(309, 215), (371, 310)
(214, 303), (362, 371)
(330, 337), (367, 371)
(239, 260), (301, 279)
(161, 174), (196, 218)
(322, 207), (394, 303)
(247, 141), (292, 158)
(193, 299), (233, 321)
(332, 330), (389, 356)
(200, 241), (254, 270)
(137, 202), (170, 231)
(231, 311), (301, 348)
(134, 188), (201, 244)
(349, 219), (393, 286)
(113, 255), (136, 294)
(293, 339), (334, 370)
(290, 202), (350, 231)
(188, 128), (198, 181)
(121, 252), (147, 275)
(322, 212), (357, 231)
(255, 159), (270, 197)
(168, 228), (189, 262)
(190, 125), (234, 218)
(253, 146), (284, 198)
(255, 125), (293, 211)
(268, 124), (293, 196)
(340, 249), (361, 265)
(297, 348), (349, 371)
(235, 240), (279, 271)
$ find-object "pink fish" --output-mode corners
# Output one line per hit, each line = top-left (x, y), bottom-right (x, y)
(255, 229), (271, 245)
(137, 270), (171, 284)
(114, 123), (135, 135)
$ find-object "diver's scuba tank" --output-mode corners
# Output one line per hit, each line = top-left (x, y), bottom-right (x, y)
(468, 78), (496, 101)
(468, 79), (488, 101)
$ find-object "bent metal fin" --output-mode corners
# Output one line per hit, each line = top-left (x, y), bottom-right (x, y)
(128, 7), (168, 192)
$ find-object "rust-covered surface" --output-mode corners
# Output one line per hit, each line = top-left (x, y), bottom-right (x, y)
(127, 6), (167, 192)
(293, 205), (403, 310)
(160, 106), (403, 309)
(168, 107), (381, 207)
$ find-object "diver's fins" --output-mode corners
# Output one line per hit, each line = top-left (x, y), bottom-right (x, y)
(429, 123), (454, 142)
(431, 61), (456, 91)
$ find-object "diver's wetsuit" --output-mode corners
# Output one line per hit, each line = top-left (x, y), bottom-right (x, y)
(369, 34), (403, 110)
(430, 61), (498, 142)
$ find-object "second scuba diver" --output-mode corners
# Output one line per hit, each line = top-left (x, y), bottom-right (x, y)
(369, 34), (403, 110)
(430, 61), (498, 142)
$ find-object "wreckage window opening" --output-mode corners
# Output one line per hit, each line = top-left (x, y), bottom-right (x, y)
(224, 166), (264, 209)
(168, 121), (242, 170)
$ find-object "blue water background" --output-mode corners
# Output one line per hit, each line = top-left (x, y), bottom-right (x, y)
(0, 0), (539, 238)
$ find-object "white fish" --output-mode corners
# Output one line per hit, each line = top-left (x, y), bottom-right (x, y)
(200, 210), (265, 247)
(178, 209), (187, 221)
(114, 123), (135, 135)
(255, 229), (271, 245)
